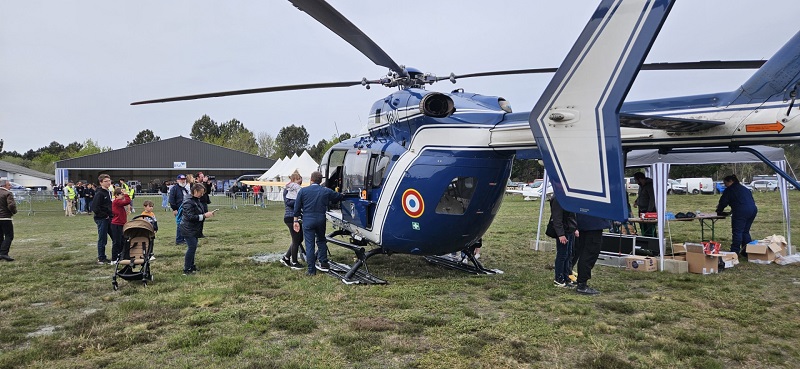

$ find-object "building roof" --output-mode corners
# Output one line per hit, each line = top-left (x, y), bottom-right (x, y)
(0, 160), (56, 180)
(56, 136), (275, 171)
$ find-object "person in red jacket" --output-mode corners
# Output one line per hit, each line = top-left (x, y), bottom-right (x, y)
(110, 187), (131, 263)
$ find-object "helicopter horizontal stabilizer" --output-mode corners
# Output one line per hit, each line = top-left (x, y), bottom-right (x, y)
(619, 113), (725, 132)
(529, 0), (675, 221)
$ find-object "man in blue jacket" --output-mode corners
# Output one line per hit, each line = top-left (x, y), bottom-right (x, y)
(573, 213), (610, 295)
(293, 171), (344, 275)
(716, 174), (757, 255)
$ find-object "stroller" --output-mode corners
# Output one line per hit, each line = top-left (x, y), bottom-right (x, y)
(112, 215), (156, 290)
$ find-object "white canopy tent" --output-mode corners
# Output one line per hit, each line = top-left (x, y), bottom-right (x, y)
(255, 152), (319, 201)
(533, 146), (794, 267)
(626, 145), (794, 268)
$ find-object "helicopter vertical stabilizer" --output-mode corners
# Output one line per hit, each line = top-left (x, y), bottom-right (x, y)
(529, 0), (674, 221)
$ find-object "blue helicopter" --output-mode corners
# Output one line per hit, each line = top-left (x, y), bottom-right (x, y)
(134, 0), (800, 283)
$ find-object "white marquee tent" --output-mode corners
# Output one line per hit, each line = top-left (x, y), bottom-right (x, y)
(255, 151), (320, 201)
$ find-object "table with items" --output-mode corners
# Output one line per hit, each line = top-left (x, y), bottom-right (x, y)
(626, 213), (727, 241)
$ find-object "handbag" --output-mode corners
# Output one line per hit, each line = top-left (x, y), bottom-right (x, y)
(545, 218), (558, 238)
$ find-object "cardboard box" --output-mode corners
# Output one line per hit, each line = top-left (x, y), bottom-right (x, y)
(667, 255), (687, 261)
(686, 243), (718, 274)
(747, 237), (785, 263)
(716, 251), (739, 269)
(660, 259), (689, 274)
(671, 243), (687, 254)
(625, 255), (657, 272)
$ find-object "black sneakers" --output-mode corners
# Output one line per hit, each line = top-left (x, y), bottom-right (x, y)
(97, 258), (110, 265)
(316, 262), (331, 272)
(576, 284), (600, 295)
(0, 255), (14, 262)
(280, 257), (292, 268)
(289, 262), (304, 270)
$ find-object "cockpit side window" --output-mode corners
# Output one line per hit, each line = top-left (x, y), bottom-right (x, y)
(372, 155), (391, 188)
(435, 177), (477, 215)
(323, 150), (347, 190)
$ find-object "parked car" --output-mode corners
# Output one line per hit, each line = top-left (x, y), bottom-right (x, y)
(678, 177), (714, 194)
(8, 181), (31, 199)
(624, 177), (639, 195)
(714, 181), (726, 194)
(751, 179), (779, 192)
(667, 179), (687, 194)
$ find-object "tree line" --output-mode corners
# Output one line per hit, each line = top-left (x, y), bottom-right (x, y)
(0, 114), (351, 175)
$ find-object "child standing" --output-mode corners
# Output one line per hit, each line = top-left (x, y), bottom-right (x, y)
(140, 200), (159, 260)
(110, 187), (131, 262)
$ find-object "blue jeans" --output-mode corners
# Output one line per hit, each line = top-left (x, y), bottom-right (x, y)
(79, 198), (86, 213)
(95, 218), (111, 260)
(175, 223), (185, 244)
(161, 194), (169, 209)
(184, 236), (198, 271)
(554, 234), (574, 282)
(302, 217), (328, 273)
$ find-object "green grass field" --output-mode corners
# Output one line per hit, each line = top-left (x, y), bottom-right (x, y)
(0, 192), (798, 368)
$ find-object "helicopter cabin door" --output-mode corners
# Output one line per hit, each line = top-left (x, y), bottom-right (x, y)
(340, 148), (376, 229)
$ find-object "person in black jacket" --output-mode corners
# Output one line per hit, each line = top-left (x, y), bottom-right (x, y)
(633, 172), (657, 237)
(550, 197), (578, 287)
(573, 214), (610, 295)
(92, 174), (114, 264)
(180, 183), (215, 275)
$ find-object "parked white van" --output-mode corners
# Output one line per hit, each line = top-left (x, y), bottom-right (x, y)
(678, 178), (714, 194)
(624, 177), (639, 195)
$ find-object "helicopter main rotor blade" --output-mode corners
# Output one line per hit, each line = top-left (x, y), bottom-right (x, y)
(439, 60), (766, 82)
(289, 0), (404, 74)
(130, 81), (374, 105)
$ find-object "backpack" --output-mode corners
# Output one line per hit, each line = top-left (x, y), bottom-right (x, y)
(175, 206), (183, 225)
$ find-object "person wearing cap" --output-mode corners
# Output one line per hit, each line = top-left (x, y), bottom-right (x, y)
(168, 174), (190, 245)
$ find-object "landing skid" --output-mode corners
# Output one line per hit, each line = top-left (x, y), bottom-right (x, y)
(325, 260), (387, 285)
(324, 230), (388, 285)
(424, 253), (504, 275)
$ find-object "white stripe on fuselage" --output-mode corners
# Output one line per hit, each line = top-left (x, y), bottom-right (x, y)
(341, 125), (495, 245)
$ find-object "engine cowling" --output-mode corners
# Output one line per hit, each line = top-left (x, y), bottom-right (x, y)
(419, 92), (455, 118)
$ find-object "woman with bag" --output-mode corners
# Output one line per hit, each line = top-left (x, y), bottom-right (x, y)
(180, 183), (215, 275)
(549, 197), (578, 287)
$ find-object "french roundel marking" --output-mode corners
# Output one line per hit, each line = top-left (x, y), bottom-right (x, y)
(402, 189), (424, 218)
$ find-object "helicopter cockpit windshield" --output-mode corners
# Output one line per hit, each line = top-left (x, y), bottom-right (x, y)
(342, 151), (370, 194)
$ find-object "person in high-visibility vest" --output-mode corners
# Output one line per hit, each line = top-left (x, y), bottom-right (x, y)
(64, 182), (77, 216)
(118, 179), (135, 213)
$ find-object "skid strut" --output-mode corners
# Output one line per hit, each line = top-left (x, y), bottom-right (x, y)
(324, 231), (387, 284)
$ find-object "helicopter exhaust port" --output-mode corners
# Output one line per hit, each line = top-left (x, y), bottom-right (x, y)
(419, 93), (455, 118)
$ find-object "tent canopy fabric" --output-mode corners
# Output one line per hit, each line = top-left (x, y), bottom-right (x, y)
(256, 151), (320, 201)
(626, 145), (787, 167)
(624, 145), (793, 266)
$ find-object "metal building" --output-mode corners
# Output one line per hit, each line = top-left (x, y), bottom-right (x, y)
(0, 160), (55, 189)
(55, 136), (275, 192)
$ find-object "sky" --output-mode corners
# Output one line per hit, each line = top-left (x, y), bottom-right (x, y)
(1, 1), (798, 154)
